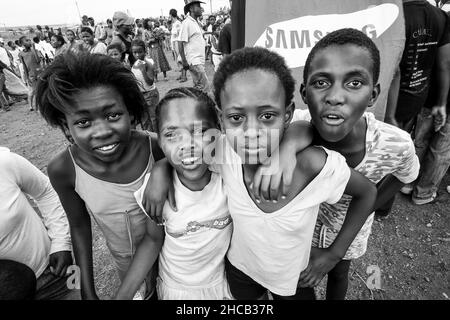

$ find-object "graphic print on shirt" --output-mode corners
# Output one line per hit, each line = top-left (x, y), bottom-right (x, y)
(166, 215), (232, 238)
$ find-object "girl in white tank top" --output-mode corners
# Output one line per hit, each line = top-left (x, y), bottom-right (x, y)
(35, 53), (165, 300)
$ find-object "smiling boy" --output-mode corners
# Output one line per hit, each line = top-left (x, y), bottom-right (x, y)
(295, 28), (420, 299)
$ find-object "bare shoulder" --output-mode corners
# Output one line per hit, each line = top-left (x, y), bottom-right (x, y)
(296, 146), (327, 176)
(47, 149), (75, 188)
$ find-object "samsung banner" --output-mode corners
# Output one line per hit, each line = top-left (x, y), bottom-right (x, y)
(243, 0), (406, 120)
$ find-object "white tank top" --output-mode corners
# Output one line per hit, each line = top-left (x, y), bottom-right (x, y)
(158, 170), (232, 290)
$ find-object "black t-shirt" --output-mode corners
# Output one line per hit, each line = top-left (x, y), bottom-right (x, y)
(218, 23), (232, 55)
(395, 1), (450, 122)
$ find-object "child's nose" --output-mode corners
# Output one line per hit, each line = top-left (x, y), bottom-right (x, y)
(92, 121), (113, 138)
(325, 84), (345, 106)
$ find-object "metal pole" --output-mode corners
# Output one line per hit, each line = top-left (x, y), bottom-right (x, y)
(210, 0), (213, 14)
(75, 0), (82, 21)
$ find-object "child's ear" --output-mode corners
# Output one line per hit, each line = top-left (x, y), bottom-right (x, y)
(368, 83), (381, 108)
(60, 120), (74, 144)
(284, 101), (295, 127)
(300, 83), (307, 104)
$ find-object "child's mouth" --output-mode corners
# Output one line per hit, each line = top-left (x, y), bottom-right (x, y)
(322, 114), (345, 126)
(95, 143), (119, 153)
(181, 156), (201, 166)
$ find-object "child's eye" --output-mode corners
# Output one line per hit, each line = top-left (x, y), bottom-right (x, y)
(312, 79), (329, 89)
(228, 114), (244, 123)
(107, 113), (122, 121)
(74, 119), (90, 128)
(347, 80), (363, 89)
(260, 113), (275, 121)
(164, 131), (180, 141)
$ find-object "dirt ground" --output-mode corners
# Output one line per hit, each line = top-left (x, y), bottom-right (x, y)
(1, 54), (449, 300)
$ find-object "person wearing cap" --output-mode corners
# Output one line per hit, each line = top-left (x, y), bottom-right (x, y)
(111, 11), (136, 66)
(178, 0), (209, 92)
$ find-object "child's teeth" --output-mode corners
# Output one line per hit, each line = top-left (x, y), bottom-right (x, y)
(99, 144), (116, 151)
(182, 157), (199, 165)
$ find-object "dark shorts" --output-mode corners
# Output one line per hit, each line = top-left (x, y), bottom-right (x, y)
(225, 257), (316, 300)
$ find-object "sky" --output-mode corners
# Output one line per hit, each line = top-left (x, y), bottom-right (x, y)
(0, 0), (231, 27)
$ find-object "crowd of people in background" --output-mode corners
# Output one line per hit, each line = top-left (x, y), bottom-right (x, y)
(0, 0), (232, 115)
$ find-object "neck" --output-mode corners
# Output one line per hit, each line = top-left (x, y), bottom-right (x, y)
(178, 170), (212, 192)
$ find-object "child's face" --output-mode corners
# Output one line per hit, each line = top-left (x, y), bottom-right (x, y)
(108, 48), (122, 61)
(50, 36), (59, 48)
(81, 31), (94, 45)
(23, 38), (32, 49)
(220, 69), (293, 164)
(131, 45), (145, 61)
(64, 85), (132, 163)
(66, 31), (75, 42)
(158, 97), (217, 185)
(301, 44), (380, 143)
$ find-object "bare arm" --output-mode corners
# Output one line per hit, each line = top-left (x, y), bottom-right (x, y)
(47, 151), (98, 300)
(141, 62), (154, 87)
(299, 168), (377, 288)
(431, 43), (450, 131)
(327, 169), (377, 258)
(373, 174), (404, 211)
(178, 41), (189, 68)
(115, 220), (164, 299)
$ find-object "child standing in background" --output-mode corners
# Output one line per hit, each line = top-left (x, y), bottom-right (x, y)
(131, 39), (159, 132)
(107, 43), (130, 69)
(18, 36), (43, 111)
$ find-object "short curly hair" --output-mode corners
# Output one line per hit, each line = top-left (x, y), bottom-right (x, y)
(303, 28), (380, 85)
(155, 87), (219, 134)
(35, 52), (146, 136)
(213, 46), (295, 109)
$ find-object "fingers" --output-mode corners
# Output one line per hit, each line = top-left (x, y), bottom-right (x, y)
(251, 168), (262, 203)
(297, 263), (312, 287)
(282, 168), (293, 199)
(269, 172), (282, 202)
(60, 265), (69, 278)
(434, 117), (444, 132)
(260, 174), (271, 202)
(149, 204), (156, 222)
(52, 259), (64, 277)
(155, 204), (164, 225)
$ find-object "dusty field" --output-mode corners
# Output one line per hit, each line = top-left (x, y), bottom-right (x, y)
(1, 54), (449, 300)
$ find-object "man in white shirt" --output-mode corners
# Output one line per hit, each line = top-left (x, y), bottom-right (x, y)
(0, 148), (79, 300)
(32, 37), (54, 66)
(179, 0), (209, 92)
(7, 41), (22, 74)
